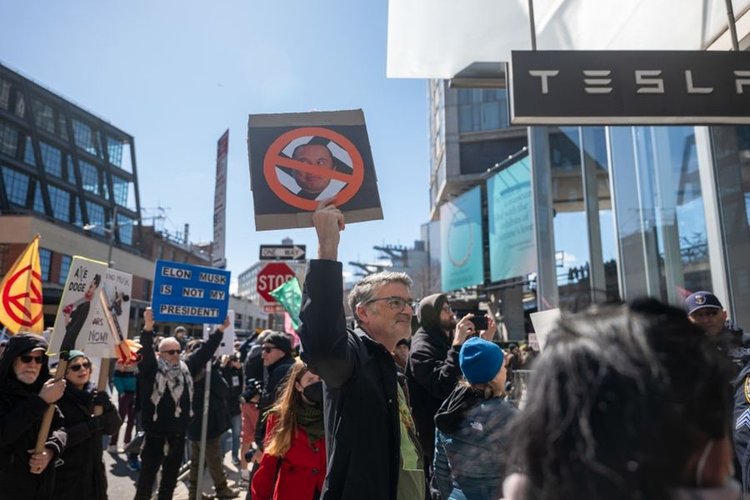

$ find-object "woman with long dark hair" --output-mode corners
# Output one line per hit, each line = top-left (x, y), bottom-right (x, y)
(503, 300), (739, 500)
(251, 361), (326, 500)
(54, 350), (121, 500)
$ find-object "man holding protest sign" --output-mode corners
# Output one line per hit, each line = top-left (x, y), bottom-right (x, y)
(134, 308), (230, 500)
(0, 333), (66, 499)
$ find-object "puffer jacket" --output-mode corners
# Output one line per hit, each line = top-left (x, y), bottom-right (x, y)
(433, 384), (518, 500)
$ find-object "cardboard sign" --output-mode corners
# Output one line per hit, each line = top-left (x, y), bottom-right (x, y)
(247, 109), (383, 230)
(49, 257), (133, 357)
(204, 309), (236, 358)
(152, 260), (231, 324)
(529, 308), (561, 352)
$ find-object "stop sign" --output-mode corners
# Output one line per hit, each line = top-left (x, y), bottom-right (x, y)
(257, 262), (296, 302)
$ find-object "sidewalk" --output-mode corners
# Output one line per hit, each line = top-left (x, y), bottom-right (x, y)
(104, 438), (249, 500)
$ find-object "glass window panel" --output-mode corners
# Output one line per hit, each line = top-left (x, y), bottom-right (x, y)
(0, 121), (19, 157)
(32, 99), (55, 135)
(33, 182), (45, 214)
(40, 142), (62, 177)
(107, 136), (123, 167)
(67, 156), (76, 184)
(112, 175), (128, 206)
(101, 171), (109, 200)
(14, 91), (25, 119)
(57, 114), (68, 141)
(85, 201), (105, 235)
(2, 167), (29, 206)
(117, 214), (134, 246)
(73, 119), (99, 156)
(48, 185), (70, 221)
(79, 160), (99, 195)
(23, 136), (36, 166)
(0, 78), (9, 109)
(58, 255), (71, 285)
(39, 248), (51, 282)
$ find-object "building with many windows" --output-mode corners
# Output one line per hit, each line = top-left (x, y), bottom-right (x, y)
(0, 63), (233, 338)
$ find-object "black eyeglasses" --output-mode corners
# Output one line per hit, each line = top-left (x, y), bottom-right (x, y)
(160, 349), (181, 355)
(19, 354), (44, 364)
(362, 296), (417, 312)
(262, 347), (278, 354)
(68, 362), (92, 372)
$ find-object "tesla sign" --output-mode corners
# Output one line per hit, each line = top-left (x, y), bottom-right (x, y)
(509, 50), (750, 125)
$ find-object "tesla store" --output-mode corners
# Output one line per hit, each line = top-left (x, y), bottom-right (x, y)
(389, 1), (750, 332)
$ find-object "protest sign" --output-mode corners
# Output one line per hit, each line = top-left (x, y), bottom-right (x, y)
(529, 308), (561, 352)
(49, 257), (132, 358)
(248, 109), (383, 230)
(152, 260), (230, 324)
(204, 309), (236, 358)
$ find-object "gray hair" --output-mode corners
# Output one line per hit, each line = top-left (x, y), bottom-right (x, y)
(348, 271), (412, 325)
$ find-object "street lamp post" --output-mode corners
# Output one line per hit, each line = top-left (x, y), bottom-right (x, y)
(84, 206), (134, 269)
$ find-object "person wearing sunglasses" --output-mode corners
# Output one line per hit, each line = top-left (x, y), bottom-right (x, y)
(0, 333), (66, 500)
(53, 350), (121, 500)
(298, 201), (424, 500)
(134, 308), (231, 500)
(254, 332), (295, 455)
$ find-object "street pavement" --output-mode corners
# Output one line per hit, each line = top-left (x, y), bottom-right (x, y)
(103, 435), (248, 500)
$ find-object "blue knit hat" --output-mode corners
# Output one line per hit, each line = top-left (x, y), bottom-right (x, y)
(459, 337), (504, 385)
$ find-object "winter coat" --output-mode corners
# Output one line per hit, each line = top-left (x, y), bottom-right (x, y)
(188, 358), (231, 441)
(221, 364), (243, 416)
(54, 382), (121, 500)
(251, 413), (326, 500)
(405, 319), (462, 460)
(137, 327), (223, 435)
(255, 355), (295, 448)
(298, 259), (406, 500)
(0, 333), (66, 500)
(433, 384), (518, 500)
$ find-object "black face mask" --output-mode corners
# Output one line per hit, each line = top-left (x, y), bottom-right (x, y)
(302, 381), (323, 406)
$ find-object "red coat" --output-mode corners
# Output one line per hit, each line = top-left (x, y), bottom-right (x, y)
(251, 412), (327, 500)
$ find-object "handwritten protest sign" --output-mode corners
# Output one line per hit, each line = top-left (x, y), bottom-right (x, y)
(49, 257), (132, 357)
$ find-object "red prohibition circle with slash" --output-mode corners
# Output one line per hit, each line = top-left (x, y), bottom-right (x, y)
(2, 265), (43, 327)
(263, 126), (365, 211)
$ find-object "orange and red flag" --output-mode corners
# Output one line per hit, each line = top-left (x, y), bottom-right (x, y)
(0, 235), (44, 334)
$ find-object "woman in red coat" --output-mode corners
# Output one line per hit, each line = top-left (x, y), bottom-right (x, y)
(251, 361), (326, 500)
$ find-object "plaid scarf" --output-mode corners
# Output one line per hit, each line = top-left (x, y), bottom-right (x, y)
(150, 357), (193, 421)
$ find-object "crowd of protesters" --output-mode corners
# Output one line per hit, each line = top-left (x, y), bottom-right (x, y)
(0, 203), (748, 500)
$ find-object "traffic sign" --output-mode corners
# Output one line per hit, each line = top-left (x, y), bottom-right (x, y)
(257, 262), (296, 303)
(259, 244), (306, 261)
(263, 304), (286, 313)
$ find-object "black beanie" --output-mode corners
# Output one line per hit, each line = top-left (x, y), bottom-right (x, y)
(264, 332), (292, 355)
(417, 293), (449, 331)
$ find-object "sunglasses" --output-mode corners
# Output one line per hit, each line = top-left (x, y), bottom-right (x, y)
(19, 354), (44, 365)
(262, 346), (278, 354)
(68, 362), (92, 372)
(160, 349), (182, 355)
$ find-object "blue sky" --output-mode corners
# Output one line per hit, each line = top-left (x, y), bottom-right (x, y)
(0, 0), (430, 287)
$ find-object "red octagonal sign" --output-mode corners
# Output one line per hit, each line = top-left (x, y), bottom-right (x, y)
(257, 262), (296, 303)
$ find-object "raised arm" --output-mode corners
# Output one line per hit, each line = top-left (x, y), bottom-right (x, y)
(138, 308), (156, 372)
(298, 201), (354, 388)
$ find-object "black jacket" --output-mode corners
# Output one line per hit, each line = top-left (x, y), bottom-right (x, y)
(137, 327), (223, 435)
(405, 324), (461, 461)
(0, 333), (66, 500)
(254, 355), (294, 447)
(221, 364), (243, 417)
(54, 382), (121, 500)
(188, 358), (231, 441)
(299, 259), (403, 500)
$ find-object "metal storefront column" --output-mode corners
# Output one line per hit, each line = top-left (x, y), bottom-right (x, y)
(528, 126), (558, 310)
(579, 127), (607, 304)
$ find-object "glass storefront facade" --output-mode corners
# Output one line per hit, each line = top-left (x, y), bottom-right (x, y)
(430, 81), (750, 337)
